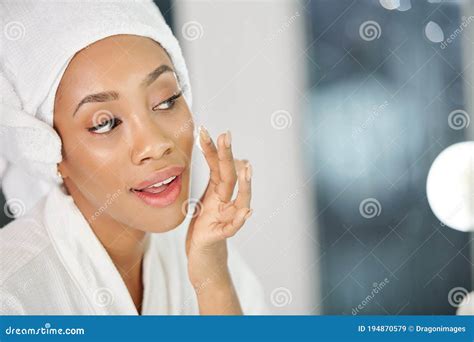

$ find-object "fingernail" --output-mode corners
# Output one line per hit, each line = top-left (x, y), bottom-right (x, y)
(199, 125), (211, 143)
(245, 163), (252, 182)
(224, 130), (232, 148)
(244, 209), (253, 220)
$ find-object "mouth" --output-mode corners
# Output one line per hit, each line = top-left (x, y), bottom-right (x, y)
(130, 165), (184, 208)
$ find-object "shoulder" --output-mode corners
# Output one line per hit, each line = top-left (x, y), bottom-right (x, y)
(0, 198), (52, 285)
(0, 199), (56, 314)
(0, 194), (90, 314)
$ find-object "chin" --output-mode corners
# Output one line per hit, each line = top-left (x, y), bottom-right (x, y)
(127, 175), (191, 233)
(139, 206), (188, 233)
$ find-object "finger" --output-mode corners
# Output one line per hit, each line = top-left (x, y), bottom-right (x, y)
(216, 131), (237, 202)
(234, 159), (248, 174)
(234, 162), (252, 209)
(222, 207), (253, 237)
(199, 126), (220, 187)
(216, 159), (248, 212)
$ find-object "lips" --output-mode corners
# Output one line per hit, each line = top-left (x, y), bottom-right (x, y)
(131, 165), (185, 192)
(130, 165), (185, 208)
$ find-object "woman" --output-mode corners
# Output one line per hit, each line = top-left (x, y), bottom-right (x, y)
(0, 1), (265, 315)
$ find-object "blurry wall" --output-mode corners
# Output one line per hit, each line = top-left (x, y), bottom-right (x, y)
(172, 0), (319, 314)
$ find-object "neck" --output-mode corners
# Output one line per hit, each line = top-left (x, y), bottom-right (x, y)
(91, 214), (148, 314)
(65, 181), (147, 313)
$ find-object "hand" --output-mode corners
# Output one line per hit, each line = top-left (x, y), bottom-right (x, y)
(185, 126), (253, 287)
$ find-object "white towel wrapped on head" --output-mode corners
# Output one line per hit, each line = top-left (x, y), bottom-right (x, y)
(0, 0), (192, 214)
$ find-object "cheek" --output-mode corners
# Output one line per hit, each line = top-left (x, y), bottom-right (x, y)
(63, 137), (125, 193)
(173, 112), (195, 154)
(180, 127), (195, 157)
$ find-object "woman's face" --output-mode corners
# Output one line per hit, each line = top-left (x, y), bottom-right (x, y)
(54, 34), (194, 233)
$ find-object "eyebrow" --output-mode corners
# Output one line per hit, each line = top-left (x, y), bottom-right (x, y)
(72, 64), (175, 117)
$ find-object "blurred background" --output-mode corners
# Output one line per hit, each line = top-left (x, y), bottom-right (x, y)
(2, 0), (473, 315)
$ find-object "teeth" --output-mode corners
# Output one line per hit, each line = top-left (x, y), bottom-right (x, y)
(148, 175), (176, 188)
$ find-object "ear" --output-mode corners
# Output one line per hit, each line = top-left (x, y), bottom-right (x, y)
(57, 161), (69, 179)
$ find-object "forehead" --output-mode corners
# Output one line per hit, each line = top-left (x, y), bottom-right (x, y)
(56, 34), (174, 101)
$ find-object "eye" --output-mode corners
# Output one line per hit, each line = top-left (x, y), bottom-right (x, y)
(88, 117), (122, 134)
(152, 91), (183, 111)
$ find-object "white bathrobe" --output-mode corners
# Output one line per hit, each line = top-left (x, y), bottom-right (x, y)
(0, 186), (267, 315)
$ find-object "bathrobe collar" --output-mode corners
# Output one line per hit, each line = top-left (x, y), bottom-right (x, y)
(43, 185), (169, 315)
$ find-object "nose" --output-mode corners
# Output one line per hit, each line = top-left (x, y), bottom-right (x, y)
(130, 114), (174, 165)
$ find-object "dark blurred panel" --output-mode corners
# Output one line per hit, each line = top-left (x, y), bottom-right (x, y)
(0, 190), (12, 227)
(303, 0), (472, 314)
(154, 0), (175, 33)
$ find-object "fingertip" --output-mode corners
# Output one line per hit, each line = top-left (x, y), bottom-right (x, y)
(217, 132), (225, 147)
(244, 208), (253, 220)
(199, 125), (211, 144)
(224, 130), (232, 148)
(245, 163), (252, 182)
